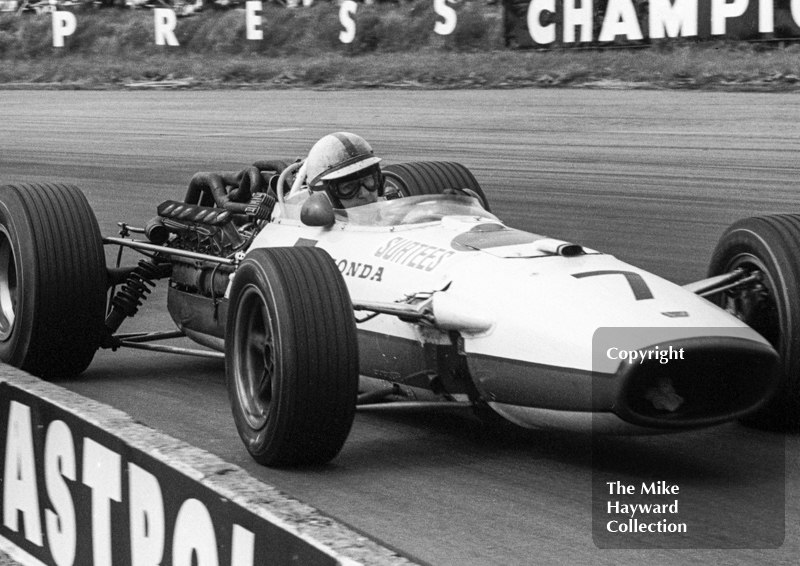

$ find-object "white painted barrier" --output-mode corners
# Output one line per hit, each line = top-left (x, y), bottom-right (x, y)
(0, 365), (417, 566)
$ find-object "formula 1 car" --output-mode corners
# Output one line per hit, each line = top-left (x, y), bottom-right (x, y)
(0, 161), (796, 466)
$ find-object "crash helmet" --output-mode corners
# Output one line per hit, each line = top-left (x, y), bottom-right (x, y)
(306, 132), (382, 190)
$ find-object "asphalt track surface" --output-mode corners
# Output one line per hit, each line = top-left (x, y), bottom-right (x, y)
(2, 90), (800, 566)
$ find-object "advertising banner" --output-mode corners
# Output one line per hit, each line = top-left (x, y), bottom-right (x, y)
(503, 0), (800, 48)
(0, 384), (338, 566)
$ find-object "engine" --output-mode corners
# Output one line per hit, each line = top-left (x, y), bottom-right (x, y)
(157, 200), (249, 256)
(150, 200), (248, 298)
(148, 163), (286, 298)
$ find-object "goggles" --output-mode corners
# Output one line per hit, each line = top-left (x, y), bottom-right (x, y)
(328, 169), (382, 200)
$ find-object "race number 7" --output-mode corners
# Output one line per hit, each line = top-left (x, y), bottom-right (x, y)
(572, 270), (654, 301)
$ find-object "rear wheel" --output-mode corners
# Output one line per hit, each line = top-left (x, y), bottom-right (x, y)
(0, 183), (106, 378)
(383, 162), (490, 211)
(708, 214), (800, 429)
(225, 247), (359, 466)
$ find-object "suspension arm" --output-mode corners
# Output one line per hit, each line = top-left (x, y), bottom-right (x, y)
(683, 269), (759, 298)
(104, 237), (236, 265)
(352, 300), (432, 322)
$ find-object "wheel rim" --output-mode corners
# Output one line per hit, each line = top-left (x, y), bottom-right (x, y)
(233, 285), (276, 431)
(0, 229), (17, 342)
(722, 253), (782, 350)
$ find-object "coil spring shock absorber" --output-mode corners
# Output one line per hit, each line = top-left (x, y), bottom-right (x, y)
(105, 260), (162, 334)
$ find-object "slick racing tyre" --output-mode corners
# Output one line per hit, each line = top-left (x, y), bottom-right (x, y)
(383, 162), (490, 212)
(708, 214), (800, 429)
(225, 247), (359, 466)
(0, 183), (106, 378)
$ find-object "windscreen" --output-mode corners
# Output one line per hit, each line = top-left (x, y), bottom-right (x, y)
(334, 194), (498, 227)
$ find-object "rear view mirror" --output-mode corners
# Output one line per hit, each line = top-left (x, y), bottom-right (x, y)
(300, 192), (335, 227)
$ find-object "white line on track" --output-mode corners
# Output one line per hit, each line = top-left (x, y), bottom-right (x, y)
(70, 128), (305, 139)
(194, 128), (303, 137)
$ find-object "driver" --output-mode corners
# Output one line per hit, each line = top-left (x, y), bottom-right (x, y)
(305, 132), (385, 209)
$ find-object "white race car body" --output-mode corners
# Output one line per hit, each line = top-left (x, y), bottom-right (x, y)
(0, 161), (790, 468)
(1, 165), (787, 467)
(235, 194), (778, 433)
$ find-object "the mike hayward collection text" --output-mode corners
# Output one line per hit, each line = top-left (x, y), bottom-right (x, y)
(605, 481), (687, 534)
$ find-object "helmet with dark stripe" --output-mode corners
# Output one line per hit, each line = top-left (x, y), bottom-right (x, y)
(306, 132), (382, 189)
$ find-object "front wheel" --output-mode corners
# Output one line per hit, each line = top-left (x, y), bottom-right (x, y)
(708, 214), (800, 429)
(225, 247), (359, 466)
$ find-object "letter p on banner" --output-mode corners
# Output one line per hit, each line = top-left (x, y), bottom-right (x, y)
(711, 0), (748, 35)
(154, 8), (179, 46)
(51, 10), (76, 48)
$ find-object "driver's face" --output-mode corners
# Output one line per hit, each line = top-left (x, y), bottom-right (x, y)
(327, 166), (382, 209)
(339, 184), (379, 209)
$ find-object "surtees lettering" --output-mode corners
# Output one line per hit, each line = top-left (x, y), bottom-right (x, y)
(375, 237), (455, 272)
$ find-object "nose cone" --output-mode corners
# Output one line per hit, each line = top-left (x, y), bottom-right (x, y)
(465, 330), (779, 431)
(594, 332), (780, 429)
(446, 253), (780, 430)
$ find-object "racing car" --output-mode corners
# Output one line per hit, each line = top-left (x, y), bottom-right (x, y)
(0, 159), (796, 466)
